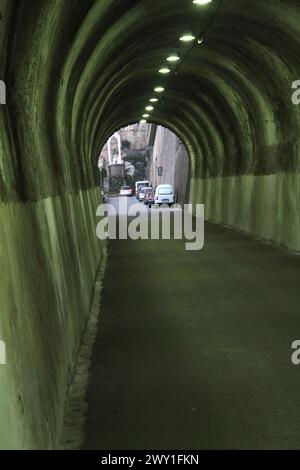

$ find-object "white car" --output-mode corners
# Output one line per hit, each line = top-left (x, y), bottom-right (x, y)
(120, 186), (133, 196)
(155, 184), (174, 206)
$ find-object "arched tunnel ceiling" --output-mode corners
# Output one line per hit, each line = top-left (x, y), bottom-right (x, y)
(1, 0), (300, 201)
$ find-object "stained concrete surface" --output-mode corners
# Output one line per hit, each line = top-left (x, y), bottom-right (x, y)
(191, 173), (300, 252)
(0, 189), (103, 449)
(82, 205), (300, 450)
(60, 252), (107, 450)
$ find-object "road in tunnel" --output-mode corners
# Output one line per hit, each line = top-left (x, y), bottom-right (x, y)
(1, 0), (300, 450)
(82, 198), (300, 450)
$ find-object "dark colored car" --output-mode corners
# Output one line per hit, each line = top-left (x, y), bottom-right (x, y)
(144, 188), (155, 207)
(138, 186), (152, 202)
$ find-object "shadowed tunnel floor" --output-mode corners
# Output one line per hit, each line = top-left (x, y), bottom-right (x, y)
(82, 222), (300, 450)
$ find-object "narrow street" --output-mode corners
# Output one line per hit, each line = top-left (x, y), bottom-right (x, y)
(82, 199), (300, 450)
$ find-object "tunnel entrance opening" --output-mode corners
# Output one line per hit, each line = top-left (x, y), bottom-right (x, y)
(97, 123), (190, 205)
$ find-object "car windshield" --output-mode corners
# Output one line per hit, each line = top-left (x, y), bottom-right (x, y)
(137, 183), (149, 189)
(158, 188), (172, 195)
(122, 186), (131, 190)
(140, 188), (149, 193)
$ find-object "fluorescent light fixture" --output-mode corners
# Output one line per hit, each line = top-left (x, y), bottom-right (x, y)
(145, 106), (154, 111)
(143, 114), (150, 118)
(154, 87), (164, 93)
(180, 34), (195, 42)
(149, 98), (158, 102)
(159, 67), (171, 74)
(140, 119), (147, 124)
(193, 0), (212, 4)
(167, 55), (180, 63)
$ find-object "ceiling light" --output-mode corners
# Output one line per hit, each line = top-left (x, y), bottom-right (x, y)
(149, 98), (158, 102)
(154, 87), (164, 93)
(193, 0), (212, 5)
(143, 114), (150, 118)
(179, 34), (195, 42)
(140, 119), (147, 124)
(145, 106), (154, 111)
(167, 55), (180, 62)
(159, 67), (171, 74)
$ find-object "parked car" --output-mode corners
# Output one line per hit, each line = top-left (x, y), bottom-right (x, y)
(144, 188), (155, 207)
(155, 184), (174, 206)
(139, 186), (152, 202)
(120, 186), (133, 196)
(135, 180), (150, 199)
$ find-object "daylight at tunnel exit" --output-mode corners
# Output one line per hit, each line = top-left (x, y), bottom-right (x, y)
(1, 0), (300, 458)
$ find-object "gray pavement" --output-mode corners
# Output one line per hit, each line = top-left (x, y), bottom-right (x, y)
(82, 203), (300, 449)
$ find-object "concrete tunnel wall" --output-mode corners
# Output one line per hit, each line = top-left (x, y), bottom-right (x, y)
(0, 0), (300, 449)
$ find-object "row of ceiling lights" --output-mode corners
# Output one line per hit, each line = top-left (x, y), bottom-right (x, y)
(140, 0), (212, 123)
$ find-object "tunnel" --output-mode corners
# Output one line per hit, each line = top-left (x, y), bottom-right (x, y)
(0, 0), (300, 450)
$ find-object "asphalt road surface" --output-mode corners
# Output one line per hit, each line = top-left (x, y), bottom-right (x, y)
(82, 197), (300, 449)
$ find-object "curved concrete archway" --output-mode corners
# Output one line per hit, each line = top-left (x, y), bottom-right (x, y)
(1, 0), (299, 244)
(1, 0), (300, 449)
